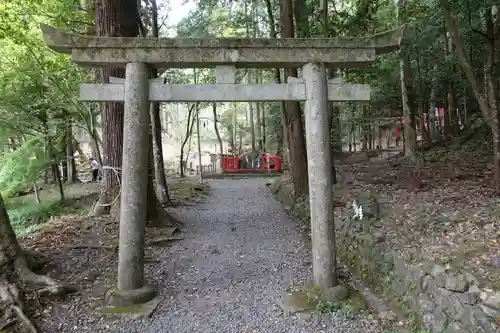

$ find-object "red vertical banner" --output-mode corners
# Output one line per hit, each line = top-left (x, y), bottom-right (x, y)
(439, 108), (445, 128)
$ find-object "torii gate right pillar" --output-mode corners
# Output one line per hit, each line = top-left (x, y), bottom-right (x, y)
(302, 62), (335, 288)
(117, 62), (150, 291)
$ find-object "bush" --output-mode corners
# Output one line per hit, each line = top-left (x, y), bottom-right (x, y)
(6, 199), (79, 236)
(0, 137), (50, 198)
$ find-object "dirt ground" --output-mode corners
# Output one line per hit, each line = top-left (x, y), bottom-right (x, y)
(17, 176), (209, 329)
(21, 178), (388, 333)
(333, 134), (500, 291)
(12, 128), (500, 330)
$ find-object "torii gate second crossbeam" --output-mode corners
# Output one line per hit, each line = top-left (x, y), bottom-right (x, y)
(80, 66), (371, 102)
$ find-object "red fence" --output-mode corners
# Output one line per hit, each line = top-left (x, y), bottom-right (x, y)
(221, 154), (283, 173)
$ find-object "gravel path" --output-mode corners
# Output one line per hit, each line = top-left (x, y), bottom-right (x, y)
(46, 178), (382, 333)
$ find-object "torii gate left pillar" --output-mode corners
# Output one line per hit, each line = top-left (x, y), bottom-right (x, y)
(40, 24), (402, 307)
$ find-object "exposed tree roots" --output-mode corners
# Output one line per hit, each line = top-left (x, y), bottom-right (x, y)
(146, 236), (184, 246)
(89, 196), (107, 217)
(1, 258), (75, 333)
(90, 191), (182, 231)
(1, 191), (76, 332)
(146, 204), (183, 230)
(23, 251), (49, 272)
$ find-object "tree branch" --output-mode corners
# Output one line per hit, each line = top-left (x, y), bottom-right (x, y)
(471, 28), (489, 40)
(439, 0), (492, 123)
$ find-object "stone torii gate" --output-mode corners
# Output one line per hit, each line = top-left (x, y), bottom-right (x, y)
(40, 24), (402, 307)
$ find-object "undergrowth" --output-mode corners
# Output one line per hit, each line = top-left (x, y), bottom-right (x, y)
(5, 194), (96, 236)
(422, 123), (490, 163)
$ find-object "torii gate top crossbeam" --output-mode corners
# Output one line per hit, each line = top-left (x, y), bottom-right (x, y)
(40, 24), (404, 69)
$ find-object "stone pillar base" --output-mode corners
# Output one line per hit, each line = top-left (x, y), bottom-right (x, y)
(105, 285), (156, 307)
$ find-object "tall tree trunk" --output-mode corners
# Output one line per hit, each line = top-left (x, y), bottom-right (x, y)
(51, 156), (65, 201)
(281, 0), (308, 198)
(446, 89), (459, 137)
(255, 102), (262, 150)
(238, 129), (243, 154)
(275, 69), (288, 158)
(250, 2), (263, 152)
(255, 71), (263, 151)
(261, 104), (266, 150)
(264, 0), (288, 158)
(440, 0), (500, 191)
(330, 102), (342, 153)
(293, 0), (310, 38)
(419, 102), (427, 163)
(415, 45), (431, 147)
(0, 192), (73, 332)
(246, 0), (256, 152)
(91, 0), (140, 217)
(441, 32), (451, 140)
(43, 117), (65, 201)
(484, 6), (500, 192)
(232, 102), (237, 154)
(150, 101), (171, 204)
(90, 128), (102, 162)
(87, 101), (103, 163)
(149, 0), (171, 205)
(61, 158), (68, 181)
(420, 102), (431, 144)
(179, 105), (196, 177)
(428, 64), (439, 142)
(212, 103), (224, 161)
(276, 122), (283, 155)
(228, 127), (236, 154)
(61, 120), (68, 182)
(361, 106), (369, 152)
(66, 113), (77, 183)
(33, 181), (41, 203)
(446, 32), (460, 136)
(248, 90), (256, 151)
(377, 126), (382, 149)
(254, 3), (263, 151)
(146, 131), (179, 227)
(398, 0), (417, 160)
(348, 129), (352, 152)
(321, 0), (339, 184)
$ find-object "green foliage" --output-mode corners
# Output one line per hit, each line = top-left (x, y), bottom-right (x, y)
(6, 198), (75, 236)
(315, 300), (342, 313)
(0, 0), (95, 196)
(0, 0), (490, 237)
(5, 188), (97, 236)
(0, 137), (49, 197)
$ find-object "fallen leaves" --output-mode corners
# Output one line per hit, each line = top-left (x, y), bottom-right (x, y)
(336, 144), (500, 290)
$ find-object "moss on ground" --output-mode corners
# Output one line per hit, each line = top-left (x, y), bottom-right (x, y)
(7, 177), (209, 237)
(270, 176), (423, 331)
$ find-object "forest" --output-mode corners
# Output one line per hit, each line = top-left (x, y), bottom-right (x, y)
(0, 0), (499, 332)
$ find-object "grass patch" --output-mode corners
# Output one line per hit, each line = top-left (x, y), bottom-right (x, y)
(6, 193), (97, 236)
